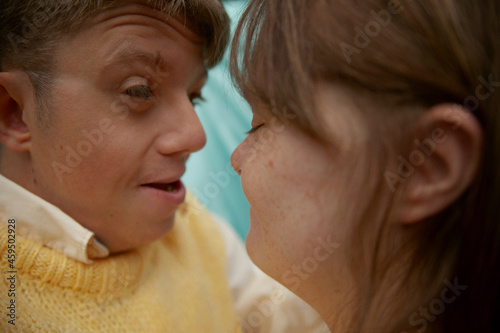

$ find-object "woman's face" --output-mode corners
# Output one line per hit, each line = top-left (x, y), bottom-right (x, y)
(231, 82), (371, 308)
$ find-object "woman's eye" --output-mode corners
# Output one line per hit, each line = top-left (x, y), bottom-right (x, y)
(246, 124), (264, 135)
(189, 93), (205, 106)
(124, 85), (154, 99)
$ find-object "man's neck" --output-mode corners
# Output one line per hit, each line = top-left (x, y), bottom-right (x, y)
(0, 150), (36, 193)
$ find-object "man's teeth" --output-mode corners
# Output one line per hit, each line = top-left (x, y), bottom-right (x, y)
(165, 184), (176, 192)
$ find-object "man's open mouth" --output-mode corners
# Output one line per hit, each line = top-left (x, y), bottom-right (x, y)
(142, 180), (181, 193)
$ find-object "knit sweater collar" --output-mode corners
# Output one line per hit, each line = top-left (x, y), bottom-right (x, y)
(5, 229), (145, 296)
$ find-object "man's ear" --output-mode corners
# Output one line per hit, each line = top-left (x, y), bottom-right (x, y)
(0, 71), (31, 152)
(397, 104), (483, 224)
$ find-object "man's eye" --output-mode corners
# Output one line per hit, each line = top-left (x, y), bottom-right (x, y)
(124, 85), (154, 99)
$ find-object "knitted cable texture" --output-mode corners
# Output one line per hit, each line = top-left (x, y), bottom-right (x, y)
(0, 195), (241, 333)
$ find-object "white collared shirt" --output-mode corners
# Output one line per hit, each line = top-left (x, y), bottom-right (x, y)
(0, 174), (108, 263)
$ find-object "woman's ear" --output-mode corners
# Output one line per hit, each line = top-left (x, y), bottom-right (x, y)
(395, 104), (483, 224)
(0, 71), (32, 152)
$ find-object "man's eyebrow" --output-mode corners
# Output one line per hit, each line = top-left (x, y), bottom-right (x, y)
(102, 45), (207, 85)
(104, 47), (168, 72)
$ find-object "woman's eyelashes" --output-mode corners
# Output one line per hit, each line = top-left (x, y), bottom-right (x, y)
(246, 124), (264, 135)
(189, 93), (205, 106)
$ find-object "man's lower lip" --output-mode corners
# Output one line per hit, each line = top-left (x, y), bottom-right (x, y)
(140, 181), (186, 205)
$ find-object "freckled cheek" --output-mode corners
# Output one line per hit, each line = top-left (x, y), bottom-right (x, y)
(241, 157), (287, 215)
(234, 137), (257, 169)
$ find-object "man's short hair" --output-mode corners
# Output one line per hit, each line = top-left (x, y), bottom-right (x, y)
(0, 0), (230, 123)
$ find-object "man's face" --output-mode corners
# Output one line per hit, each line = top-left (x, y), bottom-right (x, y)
(25, 3), (207, 252)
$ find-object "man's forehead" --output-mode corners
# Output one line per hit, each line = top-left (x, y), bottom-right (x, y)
(94, 1), (205, 44)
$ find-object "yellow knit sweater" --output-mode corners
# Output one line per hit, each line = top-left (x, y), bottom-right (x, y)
(0, 198), (241, 332)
